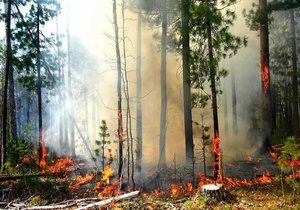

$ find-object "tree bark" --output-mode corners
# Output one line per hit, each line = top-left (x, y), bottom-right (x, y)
(1, 0), (12, 168)
(206, 0), (221, 180)
(112, 0), (124, 179)
(259, 0), (273, 152)
(136, 0), (142, 176)
(290, 9), (299, 141)
(181, 0), (194, 166)
(159, 0), (167, 168)
(37, 0), (44, 164)
(231, 70), (238, 135)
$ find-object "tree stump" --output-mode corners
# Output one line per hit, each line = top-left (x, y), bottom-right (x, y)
(201, 183), (231, 202)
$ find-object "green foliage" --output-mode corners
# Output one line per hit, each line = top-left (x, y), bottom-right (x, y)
(93, 120), (113, 170)
(189, 0), (247, 108)
(279, 136), (300, 201)
(7, 0), (61, 95)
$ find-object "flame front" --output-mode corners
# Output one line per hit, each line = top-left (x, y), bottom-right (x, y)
(102, 166), (114, 184)
(39, 128), (46, 168)
(213, 131), (222, 181)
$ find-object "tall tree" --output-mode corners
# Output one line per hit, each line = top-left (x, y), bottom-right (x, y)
(1, 0), (12, 169)
(112, 0), (124, 179)
(66, 3), (75, 157)
(135, 0), (143, 177)
(259, 0), (273, 151)
(159, 0), (167, 168)
(181, 0), (194, 166)
(290, 9), (299, 140)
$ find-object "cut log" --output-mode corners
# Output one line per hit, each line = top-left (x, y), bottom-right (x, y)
(201, 183), (230, 202)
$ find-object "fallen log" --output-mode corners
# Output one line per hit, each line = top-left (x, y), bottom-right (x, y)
(75, 190), (140, 210)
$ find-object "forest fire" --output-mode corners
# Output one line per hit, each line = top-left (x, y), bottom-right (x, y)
(102, 166), (114, 184)
(213, 131), (222, 181)
(261, 65), (269, 93)
(69, 173), (96, 189)
(39, 128), (47, 168)
(47, 158), (76, 175)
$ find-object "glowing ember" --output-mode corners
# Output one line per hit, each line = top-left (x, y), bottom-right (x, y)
(39, 128), (46, 168)
(213, 131), (222, 181)
(253, 166), (259, 171)
(248, 156), (254, 162)
(23, 156), (30, 163)
(102, 166), (114, 184)
(187, 182), (193, 192)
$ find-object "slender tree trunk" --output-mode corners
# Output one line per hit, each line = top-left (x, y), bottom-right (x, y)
(159, 0), (167, 168)
(112, 0), (124, 179)
(231, 70), (238, 135)
(181, 0), (194, 166)
(223, 84), (228, 137)
(66, 6), (75, 157)
(136, 0), (142, 177)
(1, 0), (12, 169)
(290, 9), (299, 141)
(206, 1), (221, 180)
(121, 0), (135, 189)
(259, 0), (272, 152)
(37, 0), (44, 164)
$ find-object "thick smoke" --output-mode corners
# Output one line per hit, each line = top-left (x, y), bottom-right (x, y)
(43, 0), (265, 176)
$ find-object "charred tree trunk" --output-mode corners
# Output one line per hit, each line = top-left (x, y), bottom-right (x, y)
(112, 0), (124, 179)
(1, 0), (12, 169)
(136, 0), (142, 176)
(181, 0), (194, 166)
(290, 9), (299, 141)
(159, 0), (167, 169)
(259, 0), (272, 152)
(231, 70), (238, 135)
(206, 1), (221, 180)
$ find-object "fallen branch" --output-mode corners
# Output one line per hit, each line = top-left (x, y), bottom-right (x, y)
(75, 190), (140, 210)
(0, 173), (57, 181)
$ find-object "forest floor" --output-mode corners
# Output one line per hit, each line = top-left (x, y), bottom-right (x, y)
(0, 176), (299, 209)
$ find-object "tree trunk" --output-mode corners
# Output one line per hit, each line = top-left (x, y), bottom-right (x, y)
(259, 0), (272, 152)
(231, 70), (238, 135)
(290, 9), (299, 141)
(136, 0), (142, 177)
(181, 0), (194, 166)
(206, 1), (221, 180)
(1, 0), (12, 169)
(66, 6), (75, 157)
(159, 0), (167, 168)
(36, 0), (44, 165)
(112, 0), (123, 179)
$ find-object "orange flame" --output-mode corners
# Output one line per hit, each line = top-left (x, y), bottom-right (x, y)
(102, 166), (114, 184)
(262, 65), (269, 93)
(256, 171), (273, 184)
(248, 156), (254, 162)
(170, 184), (178, 198)
(48, 158), (76, 175)
(39, 128), (46, 168)
(23, 156), (30, 163)
(213, 131), (222, 181)
(69, 173), (96, 189)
